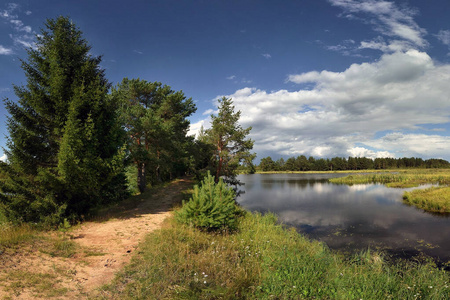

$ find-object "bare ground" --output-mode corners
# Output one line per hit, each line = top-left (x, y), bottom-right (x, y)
(0, 177), (193, 299)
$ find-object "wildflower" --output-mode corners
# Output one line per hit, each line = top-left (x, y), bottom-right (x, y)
(204, 281), (207, 284)
(429, 286), (433, 289)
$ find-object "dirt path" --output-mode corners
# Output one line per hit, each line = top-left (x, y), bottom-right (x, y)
(0, 177), (193, 299)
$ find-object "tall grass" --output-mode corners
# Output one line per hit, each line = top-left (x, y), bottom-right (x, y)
(329, 169), (450, 187)
(98, 212), (449, 299)
(0, 222), (36, 250)
(403, 186), (450, 213)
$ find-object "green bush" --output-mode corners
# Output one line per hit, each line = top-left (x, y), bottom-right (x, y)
(175, 172), (240, 231)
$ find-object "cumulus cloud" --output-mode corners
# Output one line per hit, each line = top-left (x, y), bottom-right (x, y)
(191, 50), (450, 160)
(328, 0), (427, 53)
(0, 154), (6, 162)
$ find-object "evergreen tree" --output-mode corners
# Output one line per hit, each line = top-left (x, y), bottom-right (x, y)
(112, 78), (196, 192)
(0, 16), (127, 224)
(204, 97), (254, 184)
(175, 172), (239, 231)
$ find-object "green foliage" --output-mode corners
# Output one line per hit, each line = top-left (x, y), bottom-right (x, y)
(175, 172), (240, 231)
(112, 78), (196, 192)
(125, 164), (139, 195)
(0, 16), (127, 226)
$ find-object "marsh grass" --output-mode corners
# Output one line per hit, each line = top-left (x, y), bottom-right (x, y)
(329, 169), (450, 187)
(403, 186), (450, 213)
(98, 212), (450, 300)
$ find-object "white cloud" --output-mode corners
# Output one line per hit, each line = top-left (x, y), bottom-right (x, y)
(188, 117), (211, 138)
(436, 30), (450, 46)
(0, 45), (13, 55)
(0, 154), (6, 162)
(199, 50), (450, 160)
(262, 53), (271, 59)
(1, 3), (36, 50)
(133, 50), (143, 54)
(328, 0), (427, 53)
(364, 133), (450, 159)
(226, 75), (236, 80)
(348, 147), (394, 159)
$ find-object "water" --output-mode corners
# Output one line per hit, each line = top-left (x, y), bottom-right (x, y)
(237, 173), (450, 265)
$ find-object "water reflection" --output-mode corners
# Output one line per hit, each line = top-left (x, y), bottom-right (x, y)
(237, 174), (450, 264)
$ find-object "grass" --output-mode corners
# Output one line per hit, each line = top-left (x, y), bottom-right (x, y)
(97, 212), (450, 300)
(0, 270), (68, 298)
(403, 186), (450, 213)
(0, 222), (37, 252)
(329, 169), (450, 213)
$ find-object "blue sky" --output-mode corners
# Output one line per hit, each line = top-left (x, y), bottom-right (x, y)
(1, 0), (450, 162)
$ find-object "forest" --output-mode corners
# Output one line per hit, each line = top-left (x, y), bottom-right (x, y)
(257, 155), (450, 172)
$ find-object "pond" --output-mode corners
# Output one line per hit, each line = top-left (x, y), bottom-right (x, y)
(237, 173), (450, 266)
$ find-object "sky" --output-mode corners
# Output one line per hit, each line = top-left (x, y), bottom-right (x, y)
(1, 0), (450, 163)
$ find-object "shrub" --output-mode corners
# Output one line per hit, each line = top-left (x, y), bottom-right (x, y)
(175, 172), (240, 231)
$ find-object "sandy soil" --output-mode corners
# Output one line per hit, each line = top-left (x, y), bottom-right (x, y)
(0, 177), (193, 299)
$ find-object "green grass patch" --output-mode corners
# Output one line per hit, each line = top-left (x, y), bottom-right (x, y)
(99, 212), (450, 299)
(403, 186), (450, 213)
(0, 222), (36, 251)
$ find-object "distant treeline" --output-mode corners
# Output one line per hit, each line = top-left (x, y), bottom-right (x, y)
(258, 156), (450, 172)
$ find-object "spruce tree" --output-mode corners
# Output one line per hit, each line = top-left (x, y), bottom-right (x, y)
(0, 16), (127, 225)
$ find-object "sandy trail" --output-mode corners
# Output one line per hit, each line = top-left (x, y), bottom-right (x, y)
(0, 177), (193, 299)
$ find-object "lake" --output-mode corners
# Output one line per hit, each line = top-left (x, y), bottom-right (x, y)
(237, 173), (450, 265)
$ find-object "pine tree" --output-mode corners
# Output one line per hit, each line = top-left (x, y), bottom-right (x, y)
(204, 97), (255, 184)
(0, 16), (127, 224)
(112, 78), (196, 192)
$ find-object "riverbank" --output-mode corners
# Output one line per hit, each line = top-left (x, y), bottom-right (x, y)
(328, 169), (450, 213)
(98, 211), (449, 299)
